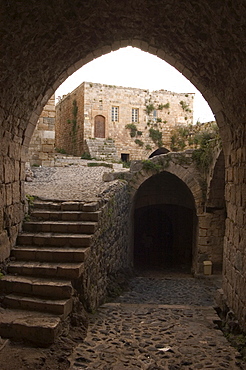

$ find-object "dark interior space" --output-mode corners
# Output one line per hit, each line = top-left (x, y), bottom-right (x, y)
(133, 171), (197, 272)
(148, 147), (170, 158)
(121, 153), (130, 162)
(134, 204), (193, 270)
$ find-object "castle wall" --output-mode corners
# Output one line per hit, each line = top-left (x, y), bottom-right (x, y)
(56, 82), (194, 160)
(28, 95), (56, 166)
(55, 86), (85, 156)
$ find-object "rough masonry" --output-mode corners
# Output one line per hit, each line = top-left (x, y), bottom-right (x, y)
(55, 82), (194, 160)
(0, 0), (245, 332)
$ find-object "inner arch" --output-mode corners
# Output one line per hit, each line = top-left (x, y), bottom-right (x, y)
(134, 171), (197, 272)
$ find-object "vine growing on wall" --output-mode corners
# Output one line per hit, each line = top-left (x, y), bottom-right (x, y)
(149, 128), (163, 147)
(179, 100), (191, 113)
(67, 99), (78, 146)
(145, 103), (155, 114)
(170, 121), (220, 168)
(125, 123), (138, 137)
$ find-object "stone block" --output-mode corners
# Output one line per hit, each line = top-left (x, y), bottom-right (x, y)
(0, 231), (11, 261)
(6, 183), (12, 206)
(4, 157), (15, 183)
(12, 181), (20, 204)
(0, 160), (3, 182)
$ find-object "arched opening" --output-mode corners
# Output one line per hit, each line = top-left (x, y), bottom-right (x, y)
(1, 2), (245, 338)
(134, 171), (197, 272)
(149, 147), (170, 158)
(94, 115), (106, 138)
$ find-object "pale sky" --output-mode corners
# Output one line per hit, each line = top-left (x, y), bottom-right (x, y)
(55, 46), (214, 123)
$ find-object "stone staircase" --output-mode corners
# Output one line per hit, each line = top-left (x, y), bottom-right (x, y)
(0, 199), (100, 346)
(85, 138), (118, 161)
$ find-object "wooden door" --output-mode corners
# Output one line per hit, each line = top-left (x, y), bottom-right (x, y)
(94, 115), (105, 138)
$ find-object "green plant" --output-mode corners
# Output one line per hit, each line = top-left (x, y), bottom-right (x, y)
(145, 144), (152, 150)
(149, 128), (163, 147)
(179, 100), (191, 113)
(56, 148), (66, 154)
(126, 123), (138, 137)
(81, 152), (92, 160)
(137, 130), (142, 136)
(142, 160), (162, 172)
(123, 161), (131, 168)
(135, 139), (144, 146)
(145, 103), (155, 114)
(157, 118), (162, 123)
(158, 102), (170, 110)
(26, 194), (35, 206)
(24, 214), (31, 222)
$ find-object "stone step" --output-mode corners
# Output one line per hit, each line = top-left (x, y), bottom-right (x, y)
(0, 308), (62, 346)
(31, 210), (101, 221)
(0, 275), (73, 299)
(17, 232), (92, 247)
(23, 220), (97, 234)
(7, 260), (85, 279)
(11, 246), (90, 263)
(32, 200), (99, 212)
(3, 294), (73, 318)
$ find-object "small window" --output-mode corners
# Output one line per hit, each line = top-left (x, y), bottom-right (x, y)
(153, 110), (157, 122)
(111, 106), (119, 122)
(132, 108), (139, 123)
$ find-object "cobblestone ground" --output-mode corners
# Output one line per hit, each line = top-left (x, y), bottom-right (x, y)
(69, 272), (245, 370)
(25, 165), (117, 201)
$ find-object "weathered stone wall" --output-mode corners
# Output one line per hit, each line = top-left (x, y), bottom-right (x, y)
(0, 130), (25, 262)
(223, 138), (246, 331)
(77, 181), (131, 311)
(106, 151), (226, 274)
(55, 87), (85, 156)
(56, 82), (194, 160)
(28, 95), (56, 166)
(0, 0), (245, 333)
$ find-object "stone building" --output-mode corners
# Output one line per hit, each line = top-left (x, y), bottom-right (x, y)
(55, 82), (194, 160)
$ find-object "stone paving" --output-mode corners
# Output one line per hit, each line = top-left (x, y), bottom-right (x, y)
(25, 163), (119, 202)
(69, 272), (245, 370)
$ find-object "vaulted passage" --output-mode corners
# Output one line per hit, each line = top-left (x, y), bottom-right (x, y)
(134, 172), (197, 272)
(134, 204), (193, 270)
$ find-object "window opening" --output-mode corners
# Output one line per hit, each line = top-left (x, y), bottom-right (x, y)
(132, 108), (139, 123)
(111, 106), (119, 122)
(121, 153), (130, 162)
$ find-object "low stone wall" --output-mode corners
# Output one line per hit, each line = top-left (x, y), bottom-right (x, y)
(76, 181), (131, 311)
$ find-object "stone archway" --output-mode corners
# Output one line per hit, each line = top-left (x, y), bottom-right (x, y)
(0, 1), (246, 331)
(149, 147), (170, 158)
(134, 171), (196, 272)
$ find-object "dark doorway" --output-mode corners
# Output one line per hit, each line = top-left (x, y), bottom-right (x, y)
(121, 153), (130, 162)
(133, 171), (196, 272)
(94, 115), (105, 138)
(134, 204), (193, 270)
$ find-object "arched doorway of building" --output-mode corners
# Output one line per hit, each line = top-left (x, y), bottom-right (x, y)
(94, 115), (105, 138)
(134, 171), (197, 272)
